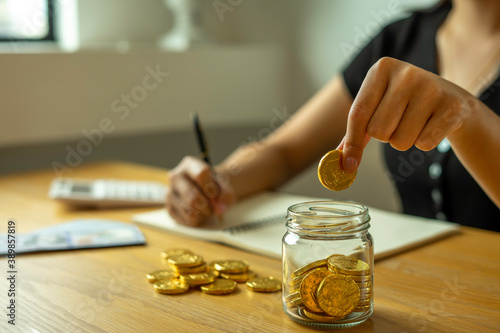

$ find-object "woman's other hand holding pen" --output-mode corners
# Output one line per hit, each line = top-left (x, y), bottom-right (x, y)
(166, 156), (236, 227)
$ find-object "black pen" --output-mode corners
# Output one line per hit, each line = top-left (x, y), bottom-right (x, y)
(191, 111), (212, 165)
(190, 111), (223, 223)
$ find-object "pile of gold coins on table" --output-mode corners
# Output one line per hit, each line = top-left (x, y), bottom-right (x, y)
(147, 249), (282, 295)
(285, 254), (372, 322)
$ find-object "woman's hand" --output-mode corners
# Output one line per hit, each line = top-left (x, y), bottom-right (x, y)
(338, 57), (476, 172)
(165, 156), (236, 227)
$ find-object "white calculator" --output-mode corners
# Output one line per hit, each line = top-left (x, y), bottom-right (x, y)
(48, 178), (167, 208)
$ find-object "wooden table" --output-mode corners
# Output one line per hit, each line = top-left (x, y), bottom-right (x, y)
(1, 162), (499, 333)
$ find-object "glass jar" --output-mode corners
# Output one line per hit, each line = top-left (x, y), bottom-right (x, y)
(282, 201), (374, 328)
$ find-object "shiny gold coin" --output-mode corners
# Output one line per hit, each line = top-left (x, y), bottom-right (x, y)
(160, 248), (193, 260)
(246, 276), (282, 292)
(302, 307), (345, 322)
(286, 297), (303, 308)
(290, 266), (328, 287)
(285, 291), (302, 307)
(300, 267), (332, 313)
(200, 278), (238, 295)
(356, 280), (372, 289)
(317, 150), (356, 191)
(172, 263), (208, 274)
(182, 271), (217, 286)
(220, 270), (256, 283)
(342, 273), (371, 283)
(168, 253), (204, 267)
(327, 254), (370, 276)
(289, 282), (301, 293)
(291, 259), (328, 279)
(290, 274), (306, 287)
(146, 270), (179, 283)
(357, 298), (372, 306)
(212, 260), (249, 274)
(316, 274), (360, 317)
(153, 276), (190, 295)
(352, 304), (371, 312)
(285, 291), (301, 302)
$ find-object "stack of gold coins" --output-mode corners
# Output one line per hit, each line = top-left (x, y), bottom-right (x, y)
(147, 248), (282, 296)
(286, 254), (372, 322)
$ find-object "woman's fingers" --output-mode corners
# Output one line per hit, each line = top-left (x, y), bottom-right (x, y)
(341, 57), (467, 172)
(166, 156), (237, 226)
(342, 57), (391, 173)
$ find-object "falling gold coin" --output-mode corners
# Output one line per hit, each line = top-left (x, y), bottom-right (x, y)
(182, 271), (218, 286)
(168, 253), (204, 268)
(300, 267), (332, 313)
(212, 260), (249, 274)
(200, 278), (238, 295)
(220, 270), (256, 283)
(327, 254), (370, 276)
(246, 276), (282, 292)
(291, 259), (328, 279)
(161, 248), (193, 260)
(302, 307), (345, 322)
(316, 274), (360, 317)
(146, 270), (179, 283)
(317, 150), (356, 191)
(153, 276), (190, 295)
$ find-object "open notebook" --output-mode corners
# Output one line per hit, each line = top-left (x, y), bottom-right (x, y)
(132, 192), (460, 260)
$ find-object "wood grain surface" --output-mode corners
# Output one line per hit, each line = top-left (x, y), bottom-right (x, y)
(0, 162), (499, 333)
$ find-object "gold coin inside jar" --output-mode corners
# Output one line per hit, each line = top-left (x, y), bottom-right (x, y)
(317, 150), (357, 191)
(299, 267), (332, 313)
(327, 254), (370, 276)
(316, 274), (360, 317)
(291, 259), (328, 279)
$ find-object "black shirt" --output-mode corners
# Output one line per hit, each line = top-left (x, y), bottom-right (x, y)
(342, 4), (500, 232)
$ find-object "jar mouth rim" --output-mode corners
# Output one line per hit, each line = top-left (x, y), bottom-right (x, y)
(286, 201), (370, 233)
(287, 200), (368, 219)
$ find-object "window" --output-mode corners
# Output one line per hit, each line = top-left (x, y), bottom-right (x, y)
(0, 0), (54, 41)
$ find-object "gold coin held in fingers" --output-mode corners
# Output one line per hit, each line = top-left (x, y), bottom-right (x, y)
(168, 253), (204, 267)
(299, 267), (332, 313)
(317, 150), (356, 191)
(201, 278), (238, 295)
(153, 276), (190, 295)
(246, 276), (282, 292)
(212, 260), (249, 274)
(327, 254), (370, 276)
(146, 270), (179, 283)
(316, 274), (360, 317)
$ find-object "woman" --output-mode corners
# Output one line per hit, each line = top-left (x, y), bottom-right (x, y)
(166, 0), (500, 232)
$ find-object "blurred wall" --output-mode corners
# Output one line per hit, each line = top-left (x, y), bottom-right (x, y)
(0, 0), (438, 212)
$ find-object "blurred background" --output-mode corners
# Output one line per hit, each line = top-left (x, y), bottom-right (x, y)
(0, 0), (438, 212)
